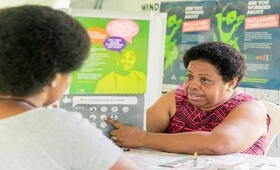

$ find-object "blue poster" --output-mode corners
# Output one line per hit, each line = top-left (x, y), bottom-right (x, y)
(161, 0), (280, 90)
(160, 0), (216, 86)
(240, 0), (280, 90)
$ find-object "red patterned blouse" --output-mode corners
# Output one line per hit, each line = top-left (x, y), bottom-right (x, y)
(166, 85), (271, 155)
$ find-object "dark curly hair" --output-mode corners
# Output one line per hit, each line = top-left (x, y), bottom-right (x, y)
(183, 41), (246, 87)
(0, 5), (90, 97)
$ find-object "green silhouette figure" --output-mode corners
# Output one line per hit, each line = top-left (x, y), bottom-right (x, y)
(213, 1), (247, 51)
(164, 7), (184, 71)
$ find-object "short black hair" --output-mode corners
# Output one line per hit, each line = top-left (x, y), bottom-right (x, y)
(183, 41), (246, 87)
(0, 5), (90, 97)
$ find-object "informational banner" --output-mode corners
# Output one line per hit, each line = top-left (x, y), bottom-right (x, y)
(59, 94), (144, 137)
(213, 0), (280, 90)
(69, 16), (149, 94)
(239, 0), (280, 90)
(160, 0), (280, 95)
(160, 0), (216, 86)
(59, 9), (166, 134)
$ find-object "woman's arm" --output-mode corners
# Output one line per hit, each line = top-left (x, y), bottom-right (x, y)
(106, 99), (267, 155)
(142, 100), (267, 154)
(146, 89), (176, 132)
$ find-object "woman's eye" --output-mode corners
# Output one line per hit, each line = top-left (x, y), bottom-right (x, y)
(200, 78), (210, 83)
(185, 75), (193, 81)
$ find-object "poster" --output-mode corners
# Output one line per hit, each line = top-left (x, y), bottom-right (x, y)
(240, 0), (280, 90)
(59, 94), (145, 137)
(160, 0), (216, 87)
(59, 9), (166, 134)
(212, 0), (280, 90)
(160, 0), (280, 104)
(69, 16), (149, 94)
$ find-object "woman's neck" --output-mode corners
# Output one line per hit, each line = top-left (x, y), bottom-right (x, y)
(0, 97), (37, 119)
(0, 97), (37, 107)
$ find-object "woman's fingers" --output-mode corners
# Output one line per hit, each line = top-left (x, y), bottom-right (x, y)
(104, 116), (123, 129)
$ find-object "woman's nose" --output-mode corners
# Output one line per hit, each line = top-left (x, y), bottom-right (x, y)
(187, 79), (201, 89)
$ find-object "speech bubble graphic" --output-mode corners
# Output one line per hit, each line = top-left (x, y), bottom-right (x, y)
(103, 36), (126, 52)
(106, 19), (139, 43)
(87, 27), (108, 45)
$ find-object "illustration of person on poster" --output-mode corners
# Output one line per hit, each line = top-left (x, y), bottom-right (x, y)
(164, 6), (184, 71)
(161, 5), (185, 84)
(68, 17), (149, 94)
(213, 1), (247, 51)
(94, 47), (146, 94)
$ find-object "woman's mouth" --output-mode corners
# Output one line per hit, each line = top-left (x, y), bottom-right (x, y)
(188, 93), (204, 102)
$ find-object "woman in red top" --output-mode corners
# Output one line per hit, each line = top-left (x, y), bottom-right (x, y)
(106, 41), (270, 155)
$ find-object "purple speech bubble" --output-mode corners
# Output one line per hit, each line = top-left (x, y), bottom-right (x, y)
(103, 36), (126, 52)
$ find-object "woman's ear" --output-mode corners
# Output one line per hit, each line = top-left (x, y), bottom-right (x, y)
(228, 76), (239, 90)
(49, 73), (60, 88)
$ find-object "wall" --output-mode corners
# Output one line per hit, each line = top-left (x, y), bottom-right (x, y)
(70, 0), (280, 104)
(0, 0), (70, 9)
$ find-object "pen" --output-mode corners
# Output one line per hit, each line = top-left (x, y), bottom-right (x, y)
(193, 152), (197, 167)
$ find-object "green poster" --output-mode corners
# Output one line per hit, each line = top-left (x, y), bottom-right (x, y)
(69, 17), (149, 94)
(160, 0), (216, 86)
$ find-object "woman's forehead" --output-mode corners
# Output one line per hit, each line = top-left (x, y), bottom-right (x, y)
(187, 60), (220, 75)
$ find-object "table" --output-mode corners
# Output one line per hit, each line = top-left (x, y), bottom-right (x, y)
(124, 148), (280, 170)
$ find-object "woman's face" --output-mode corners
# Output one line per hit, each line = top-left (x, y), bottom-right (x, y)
(183, 60), (234, 111)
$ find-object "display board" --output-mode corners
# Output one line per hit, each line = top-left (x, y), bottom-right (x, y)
(160, 0), (280, 104)
(70, 0), (280, 105)
(58, 8), (166, 136)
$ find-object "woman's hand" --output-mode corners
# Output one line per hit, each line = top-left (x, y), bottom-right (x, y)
(105, 117), (146, 148)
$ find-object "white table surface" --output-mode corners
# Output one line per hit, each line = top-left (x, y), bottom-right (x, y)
(124, 148), (280, 170)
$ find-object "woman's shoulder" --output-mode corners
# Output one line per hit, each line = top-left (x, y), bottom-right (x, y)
(161, 88), (178, 99)
(223, 89), (261, 111)
(233, 88), (258, 101)
(22, 107), (87, 127)
(28, 108), (122, 169)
